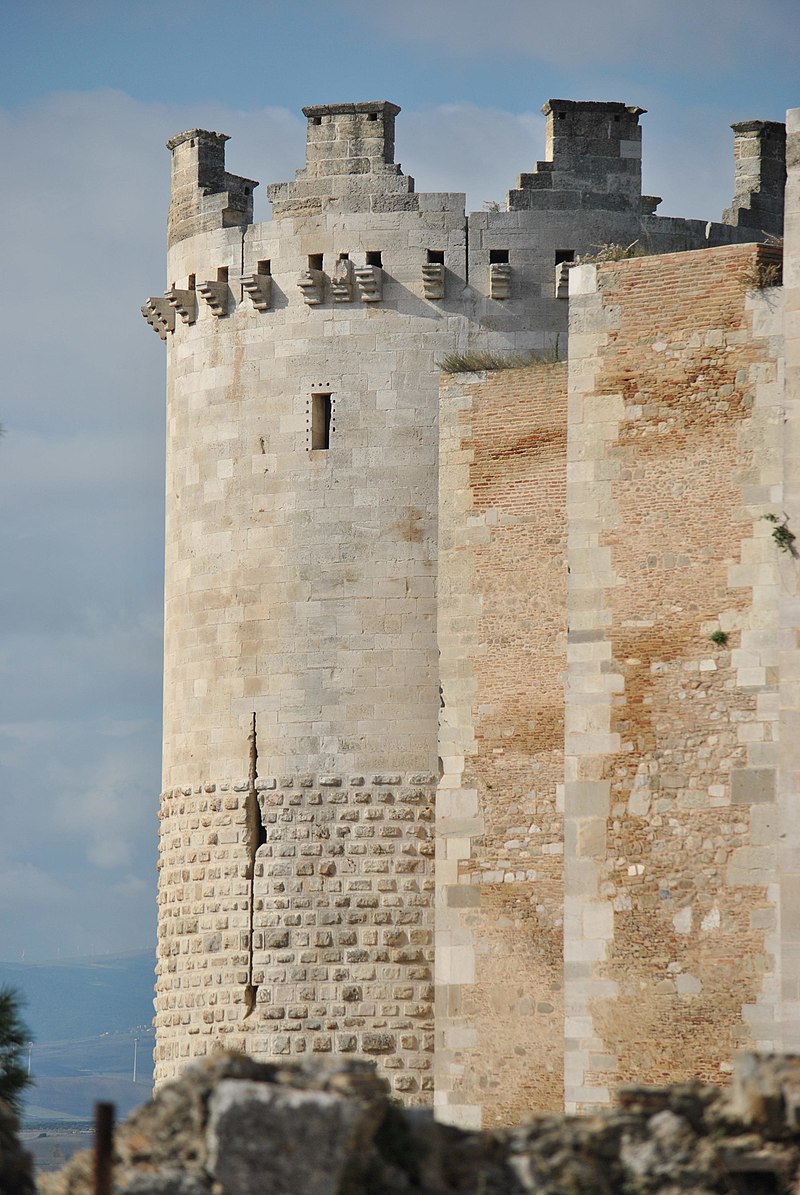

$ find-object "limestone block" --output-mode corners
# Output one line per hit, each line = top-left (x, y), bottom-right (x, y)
(197, 278), (230, 317)
(489, 262), (511, 300)
(330, 257), (355, 302)
(165, 285), (197, 325)
(142, 297), (175, 340)
(241, 273), (272, 312)
(207, 1079), (373, 1195)
(354, 263), (383, 303)
(422, 262), (445, 300)
(298, 269), (325, 305)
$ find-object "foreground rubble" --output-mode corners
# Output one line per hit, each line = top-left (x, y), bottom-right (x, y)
(30, 1052), (800, 1194)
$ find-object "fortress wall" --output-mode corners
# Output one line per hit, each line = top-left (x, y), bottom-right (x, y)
(436, 362), (569, 1128)
(157, 194), (470, 1091)
(563, 244), (785, 1111)
(777, 107), (800, 1049)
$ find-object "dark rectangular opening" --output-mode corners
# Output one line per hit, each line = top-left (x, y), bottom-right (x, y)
(311, 116), (321, 126)
(338, 252), (349, 261)
(427, 249), (445, 265)
(217, 266), (229, 282)
(489, 249), (509, 264)
(554, 249), (575, 265)
(368, 113), (378, 122)
(366, 250), (382, 267)
(308, 253), (323, 271)
(258, 259), (271, 275)
(311, 393), (332, 450)
(188, 273), (196, 289)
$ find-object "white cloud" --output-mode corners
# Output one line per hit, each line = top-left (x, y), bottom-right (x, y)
(340, 0), (800, 74)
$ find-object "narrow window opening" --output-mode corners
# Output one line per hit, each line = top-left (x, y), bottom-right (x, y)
(312, 393), (332, 450)
(311, 116), (322, 126)
(366, 250), (382, 267)
(258, 259), (271, 276)
(338, 252), (350, 261)
(217, 266), (229, 283)
(244, 186), (251, 195)
(188, 273), (196, 290)
(308, 253), (323, 271)
(557, 112), (566, 120)
(368, 113), (378, 122)
(554, 249), (575, 265)
(427, 249), (445, 265)
(489, 249), (509, 264)
(190, 138), (195, 147)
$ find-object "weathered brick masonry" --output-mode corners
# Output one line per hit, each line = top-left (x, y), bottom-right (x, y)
(564, 243), (785, 1110)
(437, 364), (568, 1127)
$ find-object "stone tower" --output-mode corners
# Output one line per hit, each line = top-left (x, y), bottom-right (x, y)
(143, 99), (768, 1103)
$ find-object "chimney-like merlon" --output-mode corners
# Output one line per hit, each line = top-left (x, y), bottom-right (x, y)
(723, 120), (786, 239)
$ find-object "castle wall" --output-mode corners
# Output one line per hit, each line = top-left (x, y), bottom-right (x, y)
(436, 363), (568, 1127)
(776, 107), (800, 1049)
(563, 243), (785, 1111)
(148, 97), (788, 1115)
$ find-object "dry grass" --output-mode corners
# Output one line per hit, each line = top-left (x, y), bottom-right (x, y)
(439, 342), (561, 374)
(579, 240), (648, 263)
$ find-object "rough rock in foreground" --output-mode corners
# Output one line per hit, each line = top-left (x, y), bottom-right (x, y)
(0, 1097), (35, 1194)
(35, 1052), (800, 1194)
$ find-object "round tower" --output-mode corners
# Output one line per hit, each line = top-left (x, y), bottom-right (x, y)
(151, 102), (475, 1100)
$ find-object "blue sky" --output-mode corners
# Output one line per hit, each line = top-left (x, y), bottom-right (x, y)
(0, 0), (797, 963)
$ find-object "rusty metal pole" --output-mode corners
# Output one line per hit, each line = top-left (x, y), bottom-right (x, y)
(93, 1101), (115, 1195)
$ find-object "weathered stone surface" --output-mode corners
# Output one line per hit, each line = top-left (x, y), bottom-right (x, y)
(38, 1054), (800, 1195)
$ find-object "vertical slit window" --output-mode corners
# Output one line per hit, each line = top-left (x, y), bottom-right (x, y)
(311, 393), (332, 450)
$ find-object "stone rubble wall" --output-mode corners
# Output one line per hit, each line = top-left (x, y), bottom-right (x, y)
(37, 1052), (800, 1195)
(436, 363), (569, 1129)
(563, 243), (785, 1110)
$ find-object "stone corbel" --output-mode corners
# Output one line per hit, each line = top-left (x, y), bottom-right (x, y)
(298, 269), (325, 306)
(165, 285), (197, 324)
(141, 297), (176, 340)
(197, 278), (229, 317)
(331, 258), (354, 303)
(241, 273), (272, 312)
(555, 262), (574, 300)
(354, 264), (383, 303)
(489, 262), (512, 301)
(422, 262), (445, 300)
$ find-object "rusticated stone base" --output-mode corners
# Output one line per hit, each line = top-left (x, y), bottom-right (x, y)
(155, 771), (436, 1102)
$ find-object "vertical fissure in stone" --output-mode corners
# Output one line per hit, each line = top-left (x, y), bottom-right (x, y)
(464, 217), (469, 285)
(243, 712), (264, 1017)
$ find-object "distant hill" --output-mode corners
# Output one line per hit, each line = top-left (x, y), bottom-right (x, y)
(0, 949), (155, 1041)
(0, 949), (156, 1122)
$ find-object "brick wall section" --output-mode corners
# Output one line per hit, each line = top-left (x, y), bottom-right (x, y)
(436, 362), (568, 1128)
(564, 245), (784, 1110)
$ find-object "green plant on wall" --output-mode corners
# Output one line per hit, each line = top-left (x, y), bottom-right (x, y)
(764, 512), (798, 557)
(709, 630), (729, 647)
